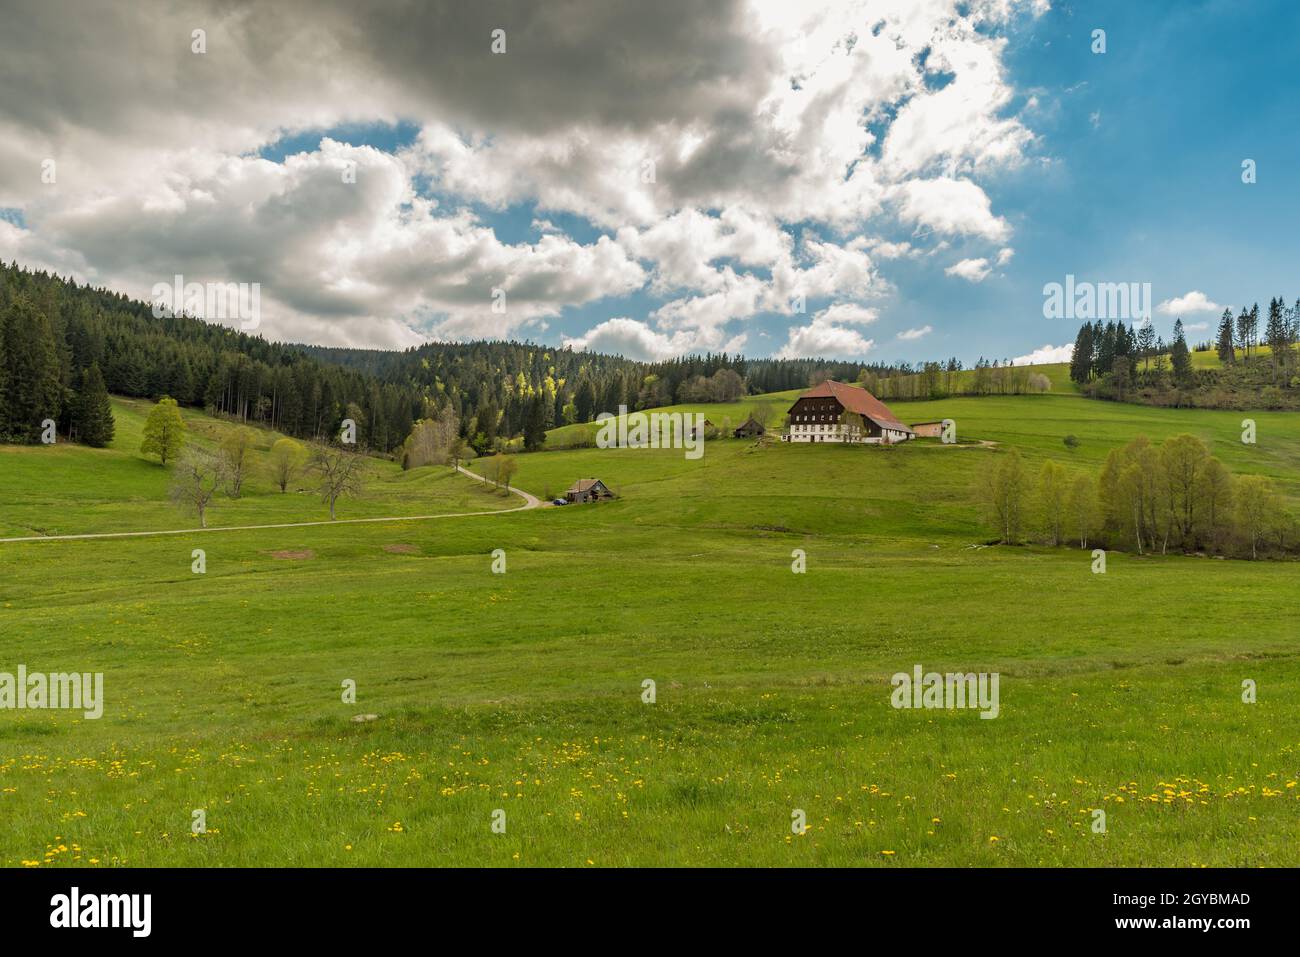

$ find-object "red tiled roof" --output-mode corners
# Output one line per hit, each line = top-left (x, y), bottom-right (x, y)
(789, 380), (914, 433)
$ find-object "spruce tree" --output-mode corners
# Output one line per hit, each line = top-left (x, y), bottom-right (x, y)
(1215, 309), (1236, 364)
(1068, 323), (1094, 384)
(1170, 319), (1193, 386)
(75, 362), (115, 447)
(523, 393), (548, 451)
(0, 295), (62, 443)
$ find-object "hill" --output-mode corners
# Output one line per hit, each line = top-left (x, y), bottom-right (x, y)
(3, 384), (1299, 867)
(0, 397), (515, 538)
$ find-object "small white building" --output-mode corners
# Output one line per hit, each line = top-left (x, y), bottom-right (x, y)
(781, 380), (915, 444)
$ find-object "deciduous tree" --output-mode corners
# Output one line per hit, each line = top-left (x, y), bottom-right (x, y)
(267, 437), (306, 492)
(309, 442), (366, 520)
(169, 447), (228, 528)
(220, 427), (257, 497)
(140, 396), (186, 465)
(982, 449), (1028, 544)
(1037, 460), (1067, 545)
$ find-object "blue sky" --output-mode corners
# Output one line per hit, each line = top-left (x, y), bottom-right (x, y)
(964, 0), (1300, 361)
(1, 0), (1296, 363)
(311, 0), (1300, 364)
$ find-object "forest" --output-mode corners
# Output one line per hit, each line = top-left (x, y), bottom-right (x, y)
(1068, 298), (1300, 409)
(1, 262), (976, 454)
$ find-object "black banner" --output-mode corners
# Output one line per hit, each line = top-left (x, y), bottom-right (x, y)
(0, 867), (1284, 943)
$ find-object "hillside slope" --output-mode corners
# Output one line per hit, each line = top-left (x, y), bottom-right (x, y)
(0, 398), (515, 537)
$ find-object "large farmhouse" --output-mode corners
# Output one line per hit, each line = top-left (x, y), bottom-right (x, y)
(782, 380), (915, 444)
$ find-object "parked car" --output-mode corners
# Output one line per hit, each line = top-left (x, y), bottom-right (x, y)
(551, 498), (568, 505)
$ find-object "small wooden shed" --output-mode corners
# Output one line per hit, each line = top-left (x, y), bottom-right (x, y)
(733, 416), (766, 439)
(565, 478), (614, 503)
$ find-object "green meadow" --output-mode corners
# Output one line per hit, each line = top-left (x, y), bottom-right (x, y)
(1, 381), (1298, 866)
(0, 398), (515, 539)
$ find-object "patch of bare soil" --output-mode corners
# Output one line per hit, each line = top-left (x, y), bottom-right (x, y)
(269, 549), (315, 560)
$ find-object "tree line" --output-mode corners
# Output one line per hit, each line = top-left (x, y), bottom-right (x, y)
(0, 262), (421, 450)
(4, 258), (1075, 459)
(1069, 296), (1300, 408)
(855, 358), (1050, 401)
(980, 435), (1294, 560)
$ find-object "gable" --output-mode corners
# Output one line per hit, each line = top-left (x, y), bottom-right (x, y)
(788, 380), (913, 434)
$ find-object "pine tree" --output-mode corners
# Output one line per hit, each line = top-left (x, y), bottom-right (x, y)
(1236, 307), (1251, 360)
(523, 393), (548, 451)
(1265, 296), (1286, 380)
(575, 378), (597, 422)
(1068, 323), (1095, 384)
(1215, 309), (1236, 365)
(1170, 319), (1192, 386)
(0, 295), (62, 442)
(1136, 322), (1156, 370)
(74, 362), (115, 447)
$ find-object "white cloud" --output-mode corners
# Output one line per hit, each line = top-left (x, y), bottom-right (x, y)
(866, 239), (917, 260)
(816, 303), (879, 325)
(1157, 290), (1223, 315)
(1011, 343), (1072, 365)
(944, 257), (992, 282)
(563, 317), (697, 361)
(775, 302), (883, 358)
(896, 324), (932, 341)
(882, 30), (1034, 178)
(0, 0), (1044, 351)
(776, 320), (875, 359)
(894, 177), (1011, 242)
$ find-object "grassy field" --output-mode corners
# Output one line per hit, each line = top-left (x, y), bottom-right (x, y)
(1, 385), (1297, 867)
(0, 398), (515, 538)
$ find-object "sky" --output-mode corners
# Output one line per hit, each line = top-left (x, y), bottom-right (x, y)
(0, 0), (1296, 366)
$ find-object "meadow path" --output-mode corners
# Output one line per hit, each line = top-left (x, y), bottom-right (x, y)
(0, 464), (540, 544)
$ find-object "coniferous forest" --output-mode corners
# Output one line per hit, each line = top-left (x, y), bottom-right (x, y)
(1067, 299), (1300, 408)
(0, 262), (940, 454)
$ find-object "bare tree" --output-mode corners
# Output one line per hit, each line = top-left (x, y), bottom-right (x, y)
(268, 437), (306, 492)
(1235, 474), (1275, 559)
(980, 449), (1028, 543)
(839, 410), (866, 444)
(448, 436), (468, 471)
(169, 447), (229, 528)
(220, 427), (257, 498)
(1037, 460), (1067, 545)
(1067, 473), (1096, 548)
(497, 455), (518, 492)
(402, 412), (460, 469)
(309, 443), (367, 520)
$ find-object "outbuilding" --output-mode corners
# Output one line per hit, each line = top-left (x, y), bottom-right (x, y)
(565, 478), (614, 503)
